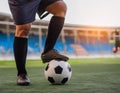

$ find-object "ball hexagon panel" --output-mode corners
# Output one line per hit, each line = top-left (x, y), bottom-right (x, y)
(61, 78), (68, 84)
(48, 77), (55, 84)
(68, 65), (72, 72)
(45, 64), (49, 71)
(54, 65), (63, 74)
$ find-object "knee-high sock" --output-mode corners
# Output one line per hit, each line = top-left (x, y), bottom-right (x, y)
(14, 37), (28, 76)
(43, 16), (65, 53)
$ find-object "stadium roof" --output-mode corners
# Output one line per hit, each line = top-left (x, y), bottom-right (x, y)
(0, 12), (13, 21)
(0, 13), (120, 34)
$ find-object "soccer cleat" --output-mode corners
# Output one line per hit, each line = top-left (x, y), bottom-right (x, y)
(17, 74), (30, 86)
(41, 49), (69, 63)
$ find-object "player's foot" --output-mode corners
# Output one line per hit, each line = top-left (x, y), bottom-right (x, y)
(17, 74), (30, 86)
(41, 49), (69, 63)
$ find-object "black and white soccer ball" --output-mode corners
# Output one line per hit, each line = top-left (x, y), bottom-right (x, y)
(44, 60), (72, 85)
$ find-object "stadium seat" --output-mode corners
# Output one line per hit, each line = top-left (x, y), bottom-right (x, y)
(0, 32), (114, 55)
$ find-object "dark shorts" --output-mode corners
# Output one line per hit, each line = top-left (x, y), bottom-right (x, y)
(8, 0), (62, 25)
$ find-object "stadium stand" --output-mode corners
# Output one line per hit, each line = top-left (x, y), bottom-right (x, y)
(0, 32), (76, 55)
(0, 13), (119, 57)
(71, 44), (88, 55)
(0, 31), (115, 55)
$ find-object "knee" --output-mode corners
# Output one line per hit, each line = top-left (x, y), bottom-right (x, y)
(15, 24), (31, 38)
(46, 1), (67, 17)
(55, 2), (67, 17)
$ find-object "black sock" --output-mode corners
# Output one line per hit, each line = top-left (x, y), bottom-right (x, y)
(14, 37), (28, 76)
(43, 16), (65, 53)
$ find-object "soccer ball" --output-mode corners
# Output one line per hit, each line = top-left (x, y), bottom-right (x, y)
(44, 60), (72, 85)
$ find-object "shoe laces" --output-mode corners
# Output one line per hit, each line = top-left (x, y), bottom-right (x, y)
(53, 49), (59, 53)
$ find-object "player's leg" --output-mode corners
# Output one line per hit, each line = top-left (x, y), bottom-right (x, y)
(43, 0), (66, 53)
(8, 0), (40, 85)
(41, 0), (69, 63)
(14, 24), (31, 85)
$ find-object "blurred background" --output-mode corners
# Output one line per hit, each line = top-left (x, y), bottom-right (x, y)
(0, 0), (120, 60)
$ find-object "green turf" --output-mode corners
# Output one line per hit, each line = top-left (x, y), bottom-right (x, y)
(0, 58), (120, 93)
